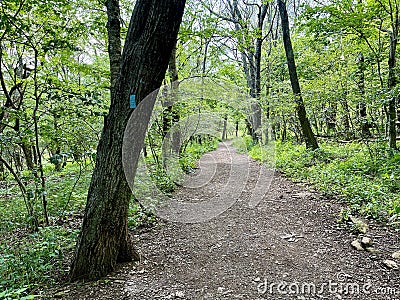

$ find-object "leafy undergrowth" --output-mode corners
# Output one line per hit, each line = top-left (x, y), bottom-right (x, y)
(0, 138), (219, 299)
(238, 137), (400, 227)
(0, 226), (78, 299)
(0, 162), (89, 299)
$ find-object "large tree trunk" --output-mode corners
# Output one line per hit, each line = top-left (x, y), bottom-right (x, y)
(277, 0), (318, 150)
(70, 0), (186, 281)
(106, 0), (122, 99)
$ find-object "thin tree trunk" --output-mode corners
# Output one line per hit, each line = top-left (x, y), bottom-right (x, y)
(250, 5), (268, 144)
(277, 0), (318, 150)
(167, 43), (181, 154)
(222, 115), (228, 140)
(326, 102), (337, 135)
(163, 43), (180, 139)
(340, 99), (352, 140)
(32, 49), (49, 226)
(356, 53), (371, 137)
(70, 0), (186, 281)
(388, 32), (397, 149)
(20, 142), (34, 170)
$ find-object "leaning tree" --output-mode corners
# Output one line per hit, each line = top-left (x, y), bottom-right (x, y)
(70, 0), (186, 280)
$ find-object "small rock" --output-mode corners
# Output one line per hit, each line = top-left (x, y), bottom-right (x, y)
(175, 291), (185, 298)
(361, 236), (373, 247)
(365, 247), (379, 253)
(351, 240), (364, 251)
(383, 259), (399, 269)
(392, 251), (400, 259)
(292, 192), (312, 198)
(218, 287), (225, 293)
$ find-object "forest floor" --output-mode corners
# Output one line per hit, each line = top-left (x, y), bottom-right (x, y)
(49, 141), (400, 299)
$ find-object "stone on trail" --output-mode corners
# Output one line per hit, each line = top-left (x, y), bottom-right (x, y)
(175, 291), (185, 298)
(351, 240), (364, 251)
(383, 259), (399, 269)
(365, 247), (379, 253)
(392, 251), (400, 259)
(361, 236), (373, 247)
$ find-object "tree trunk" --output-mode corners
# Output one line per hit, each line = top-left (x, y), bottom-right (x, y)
(277, 0), (318, 150)
(388, 32), (397, 149)
(229, 0), (266, 143)
(235, 120), (239, 137)
(163, 43), (180, 139)
(250, 4), (267, 143)
(20, 142), (35, 170)
(356, 53), (371, 137)
(70, 0), (186, 281)
(222, 115), (228, 140)
(340, 99), (352, 140)
(325, 102), (337, 135)
(106, 0), (122, 99)
(250, 102), (262, 142)
(166, 43), (181, 154)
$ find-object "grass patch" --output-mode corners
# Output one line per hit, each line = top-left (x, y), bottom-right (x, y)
(0, 226), (78, 299)
(244, 138), (400, 226)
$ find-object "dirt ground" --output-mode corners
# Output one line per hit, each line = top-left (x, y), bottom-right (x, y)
(49, 142), (400, 299)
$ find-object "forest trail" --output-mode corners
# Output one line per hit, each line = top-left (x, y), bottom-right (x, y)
(58, 142), (400, 300)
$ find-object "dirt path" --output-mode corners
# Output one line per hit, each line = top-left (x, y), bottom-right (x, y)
(56, 142), (400, 299)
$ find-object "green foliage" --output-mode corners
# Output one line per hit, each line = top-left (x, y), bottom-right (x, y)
(0, 226), (78, 299)
(248, 144), (269, 162)
(0, 162), (90, 234)
(147, 165), (176, 194)
(0, 162), (89, 296)
(128, 202), (157, 230)
(143, 135), (219, 194)
(247, 140), (400, 226)
(179, 137), (219, 172)
(232, 136), (256, 153)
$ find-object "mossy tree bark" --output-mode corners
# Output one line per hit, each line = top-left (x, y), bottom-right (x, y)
(70, 0), (186, 281)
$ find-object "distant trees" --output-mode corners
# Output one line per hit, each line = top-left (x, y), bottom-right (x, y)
(202, 0), (276, 143)
(302, 0), (400, 148)
(0, 0), (108, 231)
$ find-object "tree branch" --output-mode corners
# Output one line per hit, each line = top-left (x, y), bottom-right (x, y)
(201, 1), (239, 23)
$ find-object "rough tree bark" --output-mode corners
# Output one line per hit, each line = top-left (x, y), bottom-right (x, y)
(277, 0), (318, 150)
(70, 0), (186, 281)
(105, 0), (122, 100)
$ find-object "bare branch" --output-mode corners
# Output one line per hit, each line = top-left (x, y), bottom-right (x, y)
(201, 1), (240, 23)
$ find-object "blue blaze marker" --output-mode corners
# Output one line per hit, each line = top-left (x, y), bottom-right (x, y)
(130, 94), (136, 109)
